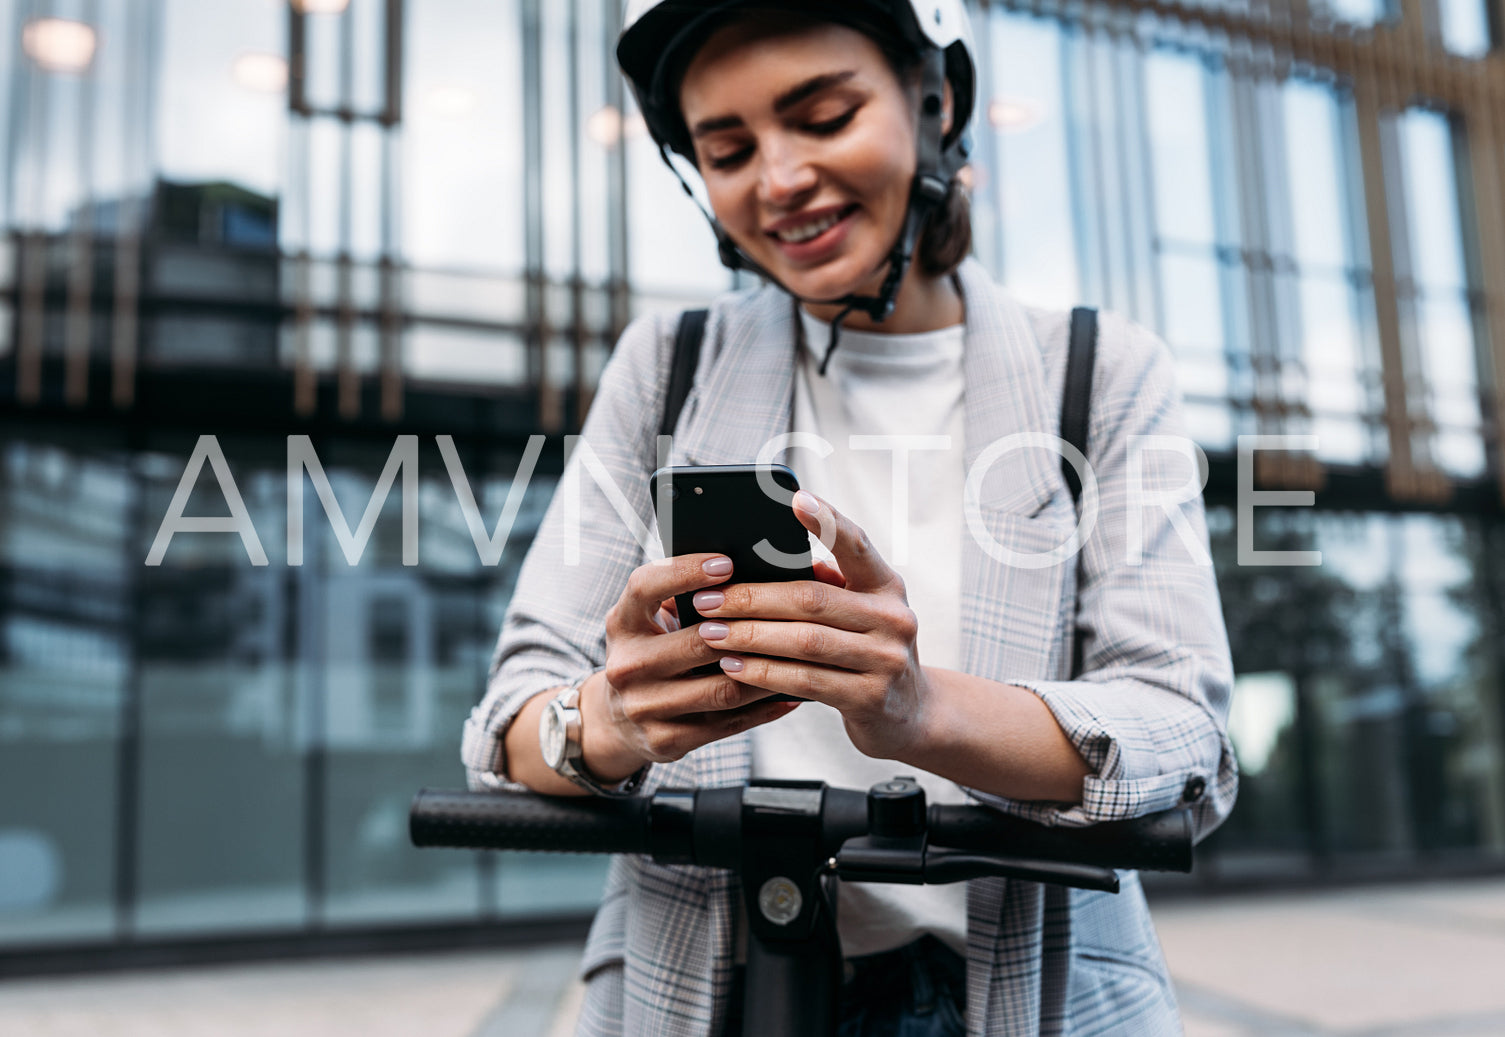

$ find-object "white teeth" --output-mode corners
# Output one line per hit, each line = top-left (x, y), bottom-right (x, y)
(775, 210), (843, 243)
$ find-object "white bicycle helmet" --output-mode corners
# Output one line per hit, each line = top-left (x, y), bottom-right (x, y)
(617, 0), (977, 361)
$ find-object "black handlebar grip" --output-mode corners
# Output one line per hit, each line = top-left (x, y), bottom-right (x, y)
(926, 806), (1193, 874)
(410, 789), (652, 855)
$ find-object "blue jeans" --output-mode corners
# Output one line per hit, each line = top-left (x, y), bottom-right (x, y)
(836, 936), (967, 1037)
(726, 937), (967, 1037)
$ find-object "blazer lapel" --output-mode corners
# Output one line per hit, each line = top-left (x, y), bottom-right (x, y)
(955, 258), (1062, 516)
(953, 261), (1076, 686)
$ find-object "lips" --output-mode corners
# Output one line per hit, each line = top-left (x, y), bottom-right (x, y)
(764, 204), (858, 260)
(770, 203), (854, 242)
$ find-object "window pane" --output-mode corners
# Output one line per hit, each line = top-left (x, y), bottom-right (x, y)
(1416, 295), (1482, 415)
(625, 113), (730, 301)
(1158, 249), (1225, 354)
(349, 0), (389, 114)
(988, 11), (1078, 310)
(403, 0), (524, 273)
(1391, 109), (1485, 477)
(1328, 0), (1391, 27)
(317, 444), (513, 926)
(133, 445), (305, 936)
(1283, 81), (1349, 273)
(157, 0), (286, 199)
(1397, 110), (1467, 293)
(405, 326), (527, 387)
(1145, 51), (1217, 247)
(1439, 0), (1492, 58)
(0, 443), (129, 945)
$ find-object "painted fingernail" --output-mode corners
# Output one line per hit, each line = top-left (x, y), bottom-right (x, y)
(699, 621), (729, 640)
(719, 656), (745, 673)
(793, 490), (819, 515)
(693, 590), (724, 611)
(703, 556), (733, 577)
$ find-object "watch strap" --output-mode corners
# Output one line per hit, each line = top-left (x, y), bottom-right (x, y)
(547, 677), (650, 798)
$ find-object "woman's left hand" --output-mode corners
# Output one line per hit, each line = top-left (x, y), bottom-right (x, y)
(692, 489), (933, 761)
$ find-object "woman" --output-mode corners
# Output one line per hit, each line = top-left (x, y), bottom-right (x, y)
(462, 2), (1237, 1034)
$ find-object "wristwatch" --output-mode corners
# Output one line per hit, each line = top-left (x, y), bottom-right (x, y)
(539, 677), (650, 798)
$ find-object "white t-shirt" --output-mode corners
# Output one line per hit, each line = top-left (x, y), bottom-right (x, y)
(749, 307), (971, 958)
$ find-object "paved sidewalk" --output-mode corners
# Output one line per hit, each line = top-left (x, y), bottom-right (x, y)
(0, 944), (585, 1037)
(2, 878), (1502, 1036)
(1155, 877), (1505, 1037)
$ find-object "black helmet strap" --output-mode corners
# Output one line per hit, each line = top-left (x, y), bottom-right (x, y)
(657, 47), (961, 374)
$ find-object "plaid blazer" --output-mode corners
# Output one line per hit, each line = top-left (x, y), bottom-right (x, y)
(463, 259), (1237, 1036)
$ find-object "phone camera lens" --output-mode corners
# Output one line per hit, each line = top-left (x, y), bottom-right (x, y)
(694, 486), (703, 495)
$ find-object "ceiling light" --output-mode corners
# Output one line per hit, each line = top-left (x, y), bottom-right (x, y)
(987, 97), (1044, 132)
(587, 105), (624, 148)
(291, 0), (351, 13)
(233, 52), (289, 93)
(22, 18), (97, 73)
(588, 107), (647, 148)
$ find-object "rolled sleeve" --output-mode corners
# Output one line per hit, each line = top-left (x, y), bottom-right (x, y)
(460, 310), (675, 791)
(969, 313), (1238, 840)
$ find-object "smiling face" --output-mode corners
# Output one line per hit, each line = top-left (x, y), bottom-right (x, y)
(678, 18), (920, 308)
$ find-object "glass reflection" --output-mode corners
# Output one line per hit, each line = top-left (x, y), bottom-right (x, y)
(1, 0), (1503, 963)
(1392, 109), (1486, 477)
(157, 0), (285, 200)
(0, 443), (129, 944)
(1208, 505), (1505, 870)
(403, 0), (525, 273)
(988, 10), (1078, 311)
(1438, 0), (1492, 58)
(133, 452), (305, 936)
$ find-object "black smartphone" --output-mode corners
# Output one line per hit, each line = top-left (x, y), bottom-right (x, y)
(650, 464), (816, 699)
(650, 463), (816, 624)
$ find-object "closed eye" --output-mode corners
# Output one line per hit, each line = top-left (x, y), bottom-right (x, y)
(807, 107), (858, 136)
(703, 103), (860, 171)
(707, 146), (753, 171)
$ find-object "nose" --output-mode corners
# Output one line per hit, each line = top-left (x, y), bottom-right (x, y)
(756, 137), (817, 210)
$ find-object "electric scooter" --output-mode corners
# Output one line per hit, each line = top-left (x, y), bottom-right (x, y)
(410, 777), (1192, 1037)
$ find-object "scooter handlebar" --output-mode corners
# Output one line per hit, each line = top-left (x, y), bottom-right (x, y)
(410, 785), (1193, 875)
(410, 788), (652, 855)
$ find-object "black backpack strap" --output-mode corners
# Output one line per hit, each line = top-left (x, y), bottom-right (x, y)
(660, 308), (709, 439)
(1061, 307), (1097, 679)
(1060, 307), (1098, 508)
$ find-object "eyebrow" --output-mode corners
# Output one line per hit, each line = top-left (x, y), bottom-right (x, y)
(690, 70), (858, 138)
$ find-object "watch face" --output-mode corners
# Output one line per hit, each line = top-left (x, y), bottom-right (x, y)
(540, 702), (566, 768)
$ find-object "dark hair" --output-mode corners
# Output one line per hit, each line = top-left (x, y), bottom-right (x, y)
(916, 174), (972, 278)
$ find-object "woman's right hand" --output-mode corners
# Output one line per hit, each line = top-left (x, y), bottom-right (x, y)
(578, 553), (801, 782)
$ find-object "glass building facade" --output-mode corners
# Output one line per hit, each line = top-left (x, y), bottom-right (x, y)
(1, 0), (1503, 967)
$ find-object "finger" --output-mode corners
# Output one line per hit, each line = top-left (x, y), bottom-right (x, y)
(642, 698), (801, 761)
(698, 617), (872, 668)
(614, 554), (733, 635)
(791, 491), (900, 594)
(692, 579), (872, 632)
(612, 668), (786, 728)
(607, 625), (725, 687)
(812, 559), (847, 588)
(718, 654), (850, 709)
(653, 606), (680, 633)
